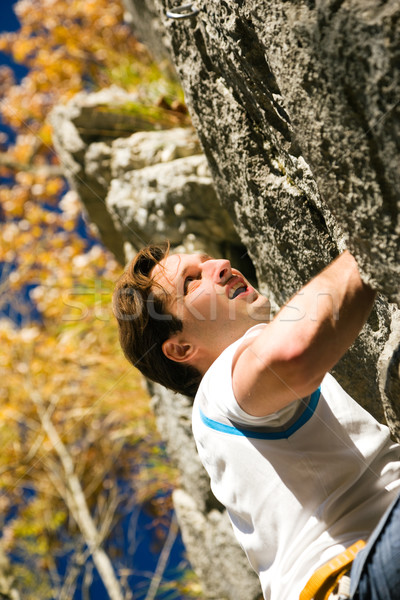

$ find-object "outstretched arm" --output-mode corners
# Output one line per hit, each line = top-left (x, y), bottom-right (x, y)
(232, 251), (376, 416)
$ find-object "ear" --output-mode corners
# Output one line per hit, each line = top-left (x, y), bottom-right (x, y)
(162, 336), (195, 364)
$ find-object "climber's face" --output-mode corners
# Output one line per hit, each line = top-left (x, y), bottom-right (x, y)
(152, 253), (270, 372)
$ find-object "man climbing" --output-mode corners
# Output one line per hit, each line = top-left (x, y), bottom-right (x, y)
(113, 245), (400, 600)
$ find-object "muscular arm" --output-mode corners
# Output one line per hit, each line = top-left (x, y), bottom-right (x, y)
(232, 251), (376, 416)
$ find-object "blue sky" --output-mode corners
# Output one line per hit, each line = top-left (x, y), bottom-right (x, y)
(1, 0), (27, 141)
(1, 0), (27, 79)
(1, 0), (22, 60)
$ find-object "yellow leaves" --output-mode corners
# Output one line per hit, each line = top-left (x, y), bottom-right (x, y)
(37, 122), (52, 146)
(12, 37), (36, 63)
(0, 0), (168, 128)
(14, 0), (38, 22)
(12, 135), (35, 164)
(0, 188), (26, 219)
(0, 36), (11, 53)
(0, 2), (186, 325)
(0, 5), (195, 591)
(1, 222), (21, 245)
(0, 65), (15, 99)
(0, 299), (188, 593)
(0, 310), (157, 465)
(98, 13), (120, 28)
(52, 24), (70, 44)
(23, 201), (44, 225)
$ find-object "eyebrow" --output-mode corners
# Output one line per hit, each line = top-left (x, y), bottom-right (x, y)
(180, 254), (211, 280)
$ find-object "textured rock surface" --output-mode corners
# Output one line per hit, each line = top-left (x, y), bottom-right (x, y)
(121, 0), (174, 70)
(153, 0), (400, 419)
(51, 2), (400, 597)
(107, 152), (236, 253)
(51, 91), (252, 269)
(173, 489), (263, 600)
(51, 86), (147, 264)
(160, 0), (400, 295)
(378, 310), (400, 441)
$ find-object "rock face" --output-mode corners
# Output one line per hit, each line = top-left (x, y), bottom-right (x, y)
(51, 1), (400, 597)
(153, 0), (400, 417)
(51, 88), (253, 271)
(160, 0), (400, 293)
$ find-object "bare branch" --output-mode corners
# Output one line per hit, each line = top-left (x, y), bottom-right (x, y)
(0, 152), (65, 178)
(31, 389), (125, 600)
(144, 513), (179, 600)
(97, 485), (121, 546)
(59, 546), (90, 600)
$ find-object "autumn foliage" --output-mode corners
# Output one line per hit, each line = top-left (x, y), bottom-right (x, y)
(0, 1), (199, 598)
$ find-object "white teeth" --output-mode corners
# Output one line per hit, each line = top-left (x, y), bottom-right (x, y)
(228, 281), (247, 299)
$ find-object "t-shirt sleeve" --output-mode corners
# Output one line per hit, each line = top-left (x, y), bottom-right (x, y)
(200, 328), (302, 428)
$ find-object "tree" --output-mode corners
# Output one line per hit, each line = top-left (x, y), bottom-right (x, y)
(0, 1), (200, 597)
(0, 0), (185, 306)
(0, 266), (187, 599)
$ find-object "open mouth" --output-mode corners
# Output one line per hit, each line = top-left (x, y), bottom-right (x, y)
(228, 280), (248, 299)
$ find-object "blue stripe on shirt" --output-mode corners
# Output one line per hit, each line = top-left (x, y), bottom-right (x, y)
(199, 387), (321, 440)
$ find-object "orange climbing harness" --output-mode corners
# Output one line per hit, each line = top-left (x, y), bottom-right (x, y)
(299, 539), (366, 600)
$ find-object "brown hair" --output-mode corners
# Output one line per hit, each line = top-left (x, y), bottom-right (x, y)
(112, 244), (201, 397)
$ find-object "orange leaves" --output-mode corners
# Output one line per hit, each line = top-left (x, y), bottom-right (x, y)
(0, 0), (184, 342)
(0, 302), (173, 586)
(0, 2), (198, 595)
(44, 177), (63, 197)
(0, 0), (178, 324)
(0, 65), (15, 98)
(36, 122), (52, 146)
(0, 186), (28, 217)
(2, 0), (146, 96)
(11, 134), (35, 164)
(11, 36), (37, 64)
(0, 0), (153, 132)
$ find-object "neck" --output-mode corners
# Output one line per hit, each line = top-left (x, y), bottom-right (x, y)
(195, 322), (262, 375)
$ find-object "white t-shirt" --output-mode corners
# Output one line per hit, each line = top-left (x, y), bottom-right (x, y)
(192, 324), (400, 600)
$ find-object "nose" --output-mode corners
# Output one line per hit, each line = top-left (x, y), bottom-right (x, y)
(201, 259), (232, 284)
